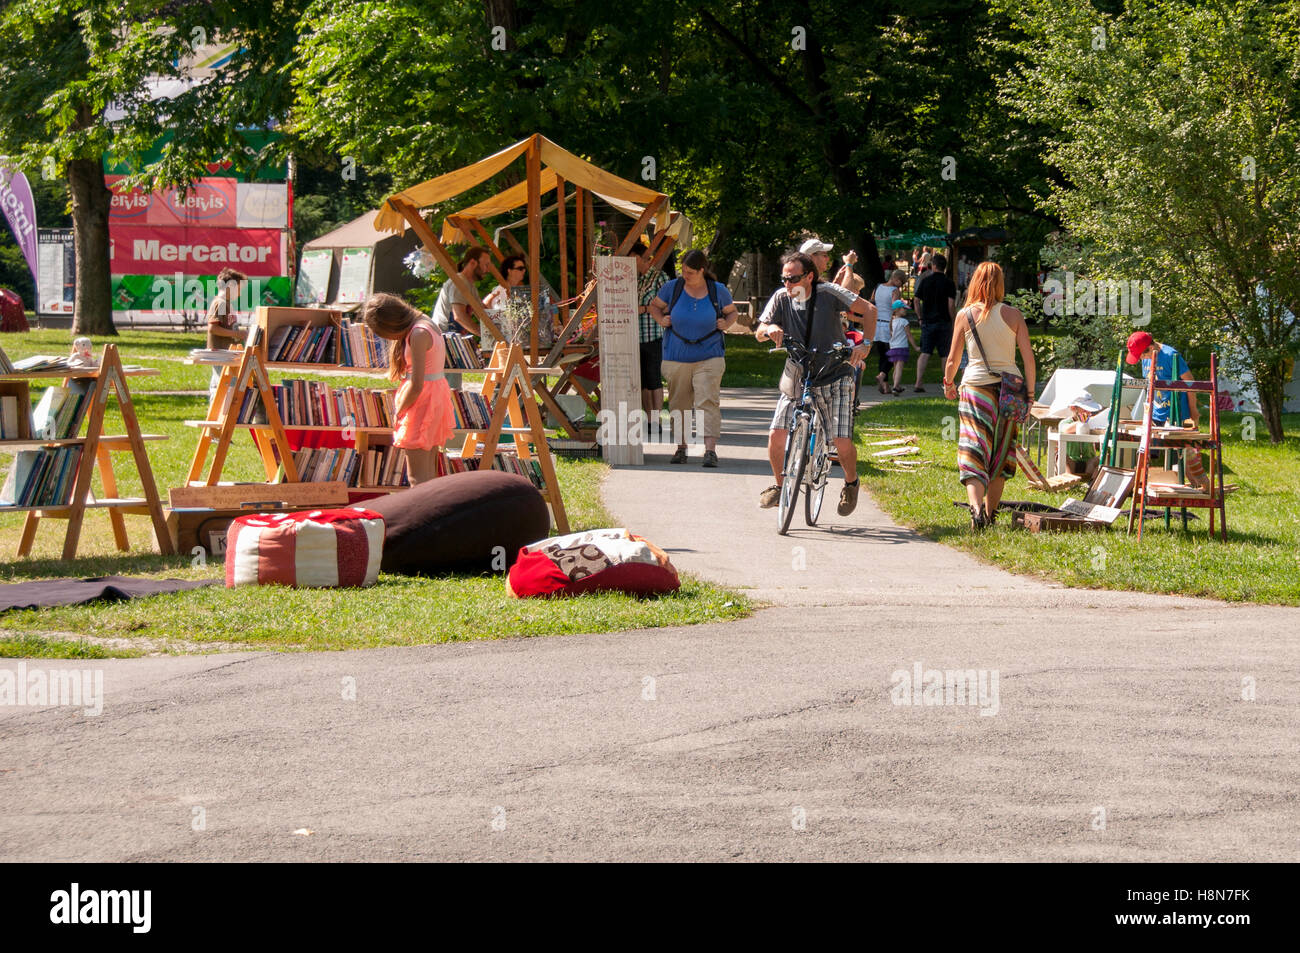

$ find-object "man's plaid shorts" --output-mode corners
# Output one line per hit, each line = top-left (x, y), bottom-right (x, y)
(770, 372), (856, 440)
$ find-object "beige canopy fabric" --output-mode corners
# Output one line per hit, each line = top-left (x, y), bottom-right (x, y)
(373, 138), (531, 233)
(441, 169), (560, 243)
(374, 134), (670, 236)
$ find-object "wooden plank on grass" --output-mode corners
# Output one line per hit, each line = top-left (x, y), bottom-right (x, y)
(867, 435), (918, 446)
(872, 445), (920, 458)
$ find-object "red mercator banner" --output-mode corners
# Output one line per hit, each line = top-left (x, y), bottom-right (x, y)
(110, 225), (285, 277)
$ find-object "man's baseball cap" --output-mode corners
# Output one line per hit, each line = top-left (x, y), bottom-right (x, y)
(1125, 330), (1154, 364)
(800, 237), (833, 255)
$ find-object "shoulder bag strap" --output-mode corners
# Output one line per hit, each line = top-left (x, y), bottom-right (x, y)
(965, 308), (997, 377)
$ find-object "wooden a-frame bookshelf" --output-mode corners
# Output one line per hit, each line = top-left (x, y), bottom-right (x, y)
(0, 344), (173, 559)
(183, 342), (570, 533)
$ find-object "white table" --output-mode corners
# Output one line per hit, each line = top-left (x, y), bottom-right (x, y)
(1045, 429), (1137, 477)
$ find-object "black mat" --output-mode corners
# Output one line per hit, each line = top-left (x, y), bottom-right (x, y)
(0, 576), (216, 613)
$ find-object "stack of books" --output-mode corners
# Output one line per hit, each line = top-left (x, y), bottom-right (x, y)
(267, 323), (336, 364)
(435, 449), (544, 489)
(450, 390), (492, 430)
(338, 320), (390, 368)
(360, 444), (408, 486)
(31, 380), (93, 440)
(0, 393), (29, 440)
(288, 444), (410, 487)
(0, 447), (83, 506)
(270, 381), (396, 429)
(443, 333), (483, 370)
(12, 355), (72, 373)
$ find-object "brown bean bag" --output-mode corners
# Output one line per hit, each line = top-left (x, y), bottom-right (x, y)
(364, 470), (550, 575)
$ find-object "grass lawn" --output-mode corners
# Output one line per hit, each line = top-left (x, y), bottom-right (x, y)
(0, 327), (750, 657)
(855, 398), (1300, 604)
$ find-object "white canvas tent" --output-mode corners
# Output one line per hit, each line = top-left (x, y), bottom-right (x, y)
(1039, 368), (1142, 419)
(298, 211), (423, 307)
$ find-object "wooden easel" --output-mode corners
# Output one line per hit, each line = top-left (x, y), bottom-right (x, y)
(458, 342), (569, 534)
(1127, 352), (1227, 540)
(185, 347), (300, 485)
(8, 345), (173, 559)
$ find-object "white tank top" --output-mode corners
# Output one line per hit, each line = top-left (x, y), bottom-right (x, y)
(960, 303), (1021, 386)
(873, 284), (896, 342)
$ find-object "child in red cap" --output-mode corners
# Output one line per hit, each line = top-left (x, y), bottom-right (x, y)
(1125, 331), (1207, 488)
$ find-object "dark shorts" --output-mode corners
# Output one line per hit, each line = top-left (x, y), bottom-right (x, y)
(920, 321), (952, 356)
(639, 338), (663, 390)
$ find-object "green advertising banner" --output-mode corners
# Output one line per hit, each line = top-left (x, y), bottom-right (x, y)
(103, 130), (287, 182)
(110, 274), (291, 312)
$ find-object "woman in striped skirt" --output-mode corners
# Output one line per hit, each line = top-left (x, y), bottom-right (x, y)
(941, 262), (1036, 530)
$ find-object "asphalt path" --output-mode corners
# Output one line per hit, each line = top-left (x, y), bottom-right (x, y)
(1, 386), (1296, 861)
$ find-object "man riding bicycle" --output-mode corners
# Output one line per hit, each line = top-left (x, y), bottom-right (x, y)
(755, 251), (877, 515)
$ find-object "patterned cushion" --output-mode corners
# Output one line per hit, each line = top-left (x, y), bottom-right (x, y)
(225, 507), (384, 588)
(507, 528), (680, 598)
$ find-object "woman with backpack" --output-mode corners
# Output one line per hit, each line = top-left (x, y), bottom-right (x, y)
(648, 249), (740, 467)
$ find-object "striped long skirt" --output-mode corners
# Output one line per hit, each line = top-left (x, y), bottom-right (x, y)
(958, 382), (1019, 487)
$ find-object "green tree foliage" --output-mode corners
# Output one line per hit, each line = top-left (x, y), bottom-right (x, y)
(997, 0), (1300, 441)
(0, 1), (305, 334)
(290, 1), (1049, 291)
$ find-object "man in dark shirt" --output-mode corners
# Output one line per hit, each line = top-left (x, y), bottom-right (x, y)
(911, 252), (956, 392)
(755, 252), (875, 516)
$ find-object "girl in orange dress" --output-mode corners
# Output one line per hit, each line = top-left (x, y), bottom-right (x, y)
(362, 293), (456, 484)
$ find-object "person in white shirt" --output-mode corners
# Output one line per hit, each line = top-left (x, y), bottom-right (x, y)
(870, 269), (906, 393)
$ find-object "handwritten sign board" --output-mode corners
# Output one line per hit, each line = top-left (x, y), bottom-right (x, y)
(595, 255), (643, 465)
(296, 248), (333, 305)
(336, 247), (373, 304)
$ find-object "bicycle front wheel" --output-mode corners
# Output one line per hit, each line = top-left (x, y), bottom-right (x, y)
(779, 416), (810, 535)
(805, 424), (831, 526)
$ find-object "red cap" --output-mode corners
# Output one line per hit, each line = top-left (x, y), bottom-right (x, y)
(1125, 331), (1154, 364)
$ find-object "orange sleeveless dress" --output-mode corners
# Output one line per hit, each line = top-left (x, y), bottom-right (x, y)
(392, 321), (455, 451)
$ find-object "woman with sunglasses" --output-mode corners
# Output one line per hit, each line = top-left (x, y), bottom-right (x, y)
(481, 254), (529, 348)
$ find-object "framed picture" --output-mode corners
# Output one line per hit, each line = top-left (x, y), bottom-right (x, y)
(1084, 466), (1135, 508)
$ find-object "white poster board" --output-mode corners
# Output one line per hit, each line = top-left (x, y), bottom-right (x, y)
(595, 255), (642, 466)
(335, 246), (373, 304)
(296, 248), (333, 305)
(36, 228), (75, 315)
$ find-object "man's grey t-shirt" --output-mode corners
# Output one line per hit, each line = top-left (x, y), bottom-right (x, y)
(432, 276), (470, 332)
(758, 281), (859, 351)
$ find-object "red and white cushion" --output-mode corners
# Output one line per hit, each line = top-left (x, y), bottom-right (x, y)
(225, 507), (384, 589)
(507, 528), (680, 598)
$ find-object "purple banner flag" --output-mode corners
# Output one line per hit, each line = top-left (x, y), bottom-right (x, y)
(0, 166), (39, 281)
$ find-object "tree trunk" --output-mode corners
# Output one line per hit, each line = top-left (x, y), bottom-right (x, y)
(1254, 360), (1285, 444)
(67, 157), (114, 336)
(945, 207), (960, 276)
(857, 230), (884, 288)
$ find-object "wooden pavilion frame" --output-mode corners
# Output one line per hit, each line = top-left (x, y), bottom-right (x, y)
(374, 135), (689, 434)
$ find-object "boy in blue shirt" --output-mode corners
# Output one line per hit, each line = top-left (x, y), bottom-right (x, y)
(1125, 331), (1200, 428)
(1125, 330), (1207, 488)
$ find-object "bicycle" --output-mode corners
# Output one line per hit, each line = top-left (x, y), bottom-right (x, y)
(775, 341), (855, 535)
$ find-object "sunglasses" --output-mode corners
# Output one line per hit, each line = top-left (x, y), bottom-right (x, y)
(780, 273), (805, 283)
(509, 264), (526, 272)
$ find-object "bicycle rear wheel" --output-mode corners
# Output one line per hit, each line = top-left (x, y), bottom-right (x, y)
(778, 417), (809, 535)
(805, 424), (831, 526)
